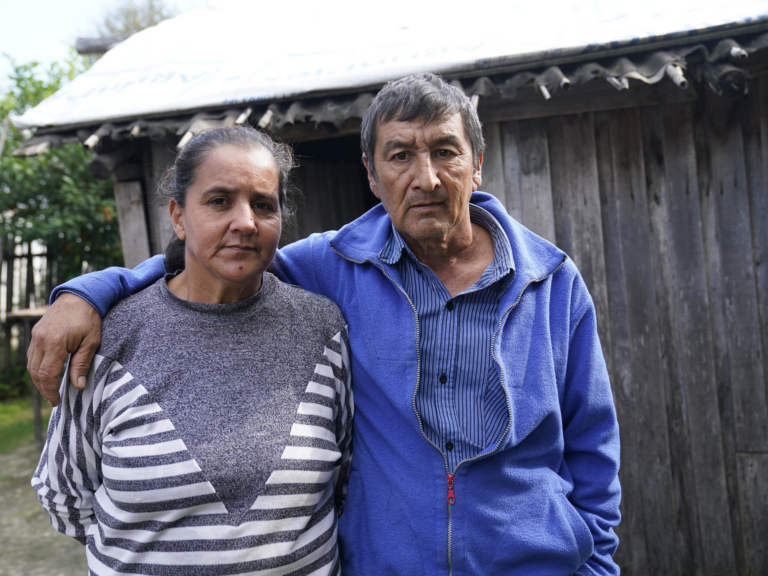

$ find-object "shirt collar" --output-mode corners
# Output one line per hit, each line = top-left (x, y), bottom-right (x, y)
(378, 204), (515, 278)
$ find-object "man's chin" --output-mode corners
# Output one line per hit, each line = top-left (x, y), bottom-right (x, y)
(400, 224), (452, 243)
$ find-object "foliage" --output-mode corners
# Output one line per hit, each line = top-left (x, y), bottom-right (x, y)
(0, 55), (123, 283)
(0, 398), (51, 454)
(95, 0), (176, 37)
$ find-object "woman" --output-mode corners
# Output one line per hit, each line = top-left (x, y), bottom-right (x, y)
(32, 126), (353, 575)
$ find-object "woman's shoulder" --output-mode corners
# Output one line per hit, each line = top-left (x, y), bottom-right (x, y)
(99, 280), (166, 359)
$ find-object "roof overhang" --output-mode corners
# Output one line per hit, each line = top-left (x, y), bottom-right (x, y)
(12, 0), (768, 129)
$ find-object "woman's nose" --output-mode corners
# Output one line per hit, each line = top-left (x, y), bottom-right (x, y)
(230, 201), (257, 232)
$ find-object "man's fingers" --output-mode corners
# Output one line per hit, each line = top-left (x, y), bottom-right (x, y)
(69, 334), (100, 390)
(27, 293), (103, 405)
(27, 337), (55, 406)
(34, 349), (69, 407)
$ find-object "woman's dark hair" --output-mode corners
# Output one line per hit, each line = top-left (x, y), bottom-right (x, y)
(160, 125), (295, 272)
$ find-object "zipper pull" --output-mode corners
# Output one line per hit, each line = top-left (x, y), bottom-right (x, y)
(447, 473), (456, 505)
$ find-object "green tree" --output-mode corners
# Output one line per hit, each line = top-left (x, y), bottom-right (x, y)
(0, 54), (122, 286)
(95, 0), (176, 37)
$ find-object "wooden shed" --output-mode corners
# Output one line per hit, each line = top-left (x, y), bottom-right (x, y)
(12, 3), (768, 574)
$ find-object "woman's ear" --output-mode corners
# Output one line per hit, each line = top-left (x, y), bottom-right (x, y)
(169, 199), (186, 241)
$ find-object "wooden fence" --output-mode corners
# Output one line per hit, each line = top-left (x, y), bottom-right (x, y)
(0, 239), (50, 374)
(479, 81), (768, 575)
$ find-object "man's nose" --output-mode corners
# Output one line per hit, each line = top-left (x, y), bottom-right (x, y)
(414, 154), (441, 191)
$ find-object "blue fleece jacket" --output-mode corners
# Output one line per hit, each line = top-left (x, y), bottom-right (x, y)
(54, 192), (621, 575)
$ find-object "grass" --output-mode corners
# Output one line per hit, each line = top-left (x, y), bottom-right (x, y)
(0, 398), (52, 454)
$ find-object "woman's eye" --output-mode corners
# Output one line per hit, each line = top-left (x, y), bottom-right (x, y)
(253, 202), (274, 211)
(209, 197), (228, 206)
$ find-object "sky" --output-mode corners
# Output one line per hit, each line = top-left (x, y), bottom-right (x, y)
(0, 0), (206, 92)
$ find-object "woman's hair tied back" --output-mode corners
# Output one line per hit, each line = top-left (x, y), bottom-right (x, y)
(160, 125), (296, 271)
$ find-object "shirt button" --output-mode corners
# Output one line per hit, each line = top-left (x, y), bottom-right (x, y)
(445, 441), (454, 451)
(439, 373), (447, 384)
(446, 301), (455, 311)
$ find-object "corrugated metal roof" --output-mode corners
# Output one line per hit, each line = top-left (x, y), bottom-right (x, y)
(11, 0), (768, 131)
(13, 29), (768, 161)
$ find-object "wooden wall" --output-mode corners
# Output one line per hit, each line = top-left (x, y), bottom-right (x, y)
(480, 81), (768, 576)
(280, 158), (371, 245)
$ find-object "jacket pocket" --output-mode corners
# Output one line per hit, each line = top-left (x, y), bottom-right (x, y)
(557, 492), (594, 564)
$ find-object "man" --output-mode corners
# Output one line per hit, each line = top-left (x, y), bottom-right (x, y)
(29, 73), (621, 575)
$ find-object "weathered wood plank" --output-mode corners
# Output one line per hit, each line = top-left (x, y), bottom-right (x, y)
(642, 104), (738, 574)
(603, 107), (680, 575)
(692, 95), (744, 575)
(516, 119), (556, 243)
(700, 92), (768, 454)
(478, 78), (698, 125)
(285, 159), (368, 244)
(499, 121), (523, 224)
(114, 181), (152, 269)
(737, 453), (768, 575)
(546, 114), (611, 348)
(480, 121), (506, 205)
(593, 110), (646, 575)
(752, 79), (768, 442)
(145, 138), (177, 255)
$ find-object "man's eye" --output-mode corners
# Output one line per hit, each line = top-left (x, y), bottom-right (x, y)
(436, 149), (453, 158)
(393, 152), (409, 161)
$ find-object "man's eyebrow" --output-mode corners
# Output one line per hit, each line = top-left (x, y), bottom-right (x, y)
(381, 138), (415, 155)
(430, 134), (464, 149)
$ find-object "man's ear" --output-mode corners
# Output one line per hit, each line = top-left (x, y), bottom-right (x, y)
(169, 199), (186, 241)
(472, 151), (484, 192)
(362, 154), (381, 199)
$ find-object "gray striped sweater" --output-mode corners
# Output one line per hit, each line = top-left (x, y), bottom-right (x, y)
(32, 273), (353, 575)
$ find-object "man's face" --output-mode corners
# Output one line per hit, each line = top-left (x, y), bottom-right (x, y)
(365, 113), (483, 245)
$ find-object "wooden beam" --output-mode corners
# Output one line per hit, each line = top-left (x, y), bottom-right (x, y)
(145, 138), (178, 255)
(274, 118), (362, 144)
(114, 180), (151, 269)
(89, 146), (135, 180)
(479, 79), (698, 124)
(75, 35), (132, 54)
(480, 122), (505, 204)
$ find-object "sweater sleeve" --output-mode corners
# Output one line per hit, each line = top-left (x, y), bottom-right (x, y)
(31, 356), (112, 544)
(331, 327), (354, 515)
(50, 255), (167, 317)
(562, 278), (622, 576)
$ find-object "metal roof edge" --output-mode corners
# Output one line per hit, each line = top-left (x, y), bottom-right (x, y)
(18, 16), (768, 136)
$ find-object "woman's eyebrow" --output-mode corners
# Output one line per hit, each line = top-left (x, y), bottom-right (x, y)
(201, 186), (237, 196)
(201, 187), (278, 201)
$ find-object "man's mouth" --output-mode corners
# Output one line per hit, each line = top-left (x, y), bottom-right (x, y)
(410, 202), (442, 210)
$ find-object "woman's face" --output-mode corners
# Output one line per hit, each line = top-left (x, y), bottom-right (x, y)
(170, 144), (282, 302)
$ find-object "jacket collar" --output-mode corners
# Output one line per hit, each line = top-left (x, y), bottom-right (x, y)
(330, 192), (566, 294)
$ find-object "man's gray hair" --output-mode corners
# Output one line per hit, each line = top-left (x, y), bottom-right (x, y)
(360, 72), (485, 176)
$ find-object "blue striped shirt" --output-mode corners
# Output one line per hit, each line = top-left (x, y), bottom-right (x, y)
(379, 205), (515, 472)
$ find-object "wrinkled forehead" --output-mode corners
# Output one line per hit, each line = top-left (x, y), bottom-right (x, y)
(374, 112), (469, 152)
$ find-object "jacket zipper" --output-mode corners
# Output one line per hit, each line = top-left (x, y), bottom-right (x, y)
(329, 247), (451, 468)
(445, 255), (568, 575)
(331, 244), (566, 576)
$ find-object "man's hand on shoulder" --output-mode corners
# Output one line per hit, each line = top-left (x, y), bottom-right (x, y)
(27, 293), (102, 406)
